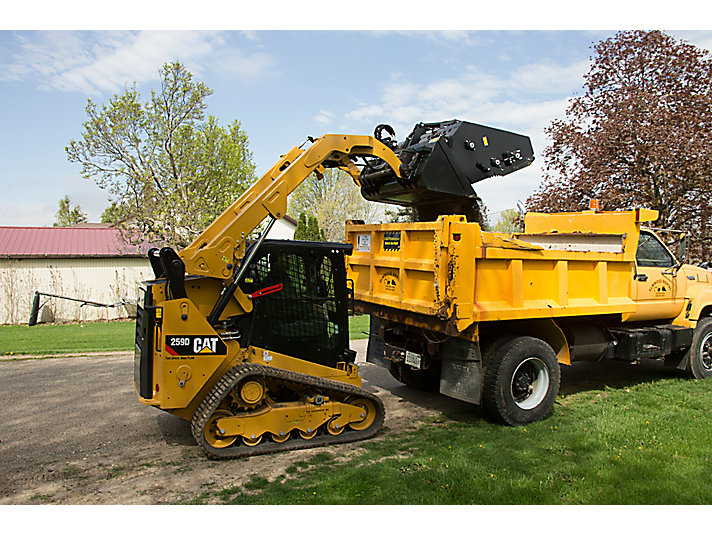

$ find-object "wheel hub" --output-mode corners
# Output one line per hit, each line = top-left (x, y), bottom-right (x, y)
(510, 357), (550, 410)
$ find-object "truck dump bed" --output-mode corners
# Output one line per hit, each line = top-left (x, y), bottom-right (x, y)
(346, 209), (658, 333)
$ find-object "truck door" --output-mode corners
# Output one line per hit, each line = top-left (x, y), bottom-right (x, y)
(630, 230), (686, 321)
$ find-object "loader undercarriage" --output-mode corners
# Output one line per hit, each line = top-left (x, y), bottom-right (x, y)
(191, 362), (384, 459)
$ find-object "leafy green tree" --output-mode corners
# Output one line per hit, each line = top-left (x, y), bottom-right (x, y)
(66, 61), (256, 248)
(492, 208), (522, 233)
(288, 168), (383, 241)
(100, 201), (124, 224)
(294, 212), (326, 241)
(294, 212), (309, 240)
(527, 31), (712, 260)
(307, 215), (326, 241)
(53, 195), (87, 226)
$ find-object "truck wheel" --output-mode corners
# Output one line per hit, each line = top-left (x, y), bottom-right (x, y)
(483, 336), (560, 425)
(688, 317), (712, 379)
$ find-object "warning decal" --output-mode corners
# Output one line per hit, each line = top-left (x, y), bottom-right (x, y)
(356, 234), (371, 252)
(383, 231), (401, 251)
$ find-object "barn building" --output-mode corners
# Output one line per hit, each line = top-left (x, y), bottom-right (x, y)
(0, 217), (298, 325)
(0, 224), (153, 325)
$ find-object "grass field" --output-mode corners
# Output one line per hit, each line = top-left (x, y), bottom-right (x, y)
(0, 315), (372, 355)
(0, 321), (136, 355)
(196, 373), (712, 505)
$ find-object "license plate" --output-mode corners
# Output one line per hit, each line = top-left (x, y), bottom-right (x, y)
(405, 351), (422, 369)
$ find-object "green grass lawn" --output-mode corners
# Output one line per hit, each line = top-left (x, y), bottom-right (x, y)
(195, 374), (712, 505)
(348, 314), (370, 340)
(0, 315), (371, 355)
(0, 321), (136, 355)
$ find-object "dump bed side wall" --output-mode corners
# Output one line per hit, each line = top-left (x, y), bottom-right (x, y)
(345, 211), (645, 332)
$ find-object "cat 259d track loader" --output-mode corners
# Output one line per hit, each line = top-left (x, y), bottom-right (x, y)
(133, 120), (534, 458)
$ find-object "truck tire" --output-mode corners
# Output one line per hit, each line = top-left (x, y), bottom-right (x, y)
(688, 317), (712, 379)
(483, 336), (560, 425)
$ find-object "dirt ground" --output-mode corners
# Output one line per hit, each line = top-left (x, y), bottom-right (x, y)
(0, 340), (469, 504)
(0, 339), (670, 504)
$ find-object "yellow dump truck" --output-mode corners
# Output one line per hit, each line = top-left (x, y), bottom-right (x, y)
(347, 208), (712, 425)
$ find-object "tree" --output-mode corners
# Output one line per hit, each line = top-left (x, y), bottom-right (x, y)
(527, 31), (712, 260)
(288, 168), (383, 241)
(100, 201), (123, 225)
(294, 212), (326, 241)
(53, 195), (87, 226)
(492, 208), (522, 233)
(66, 61), (256, 248)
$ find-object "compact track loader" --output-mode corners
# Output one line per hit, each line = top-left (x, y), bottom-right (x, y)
(134, 120), (533, 457)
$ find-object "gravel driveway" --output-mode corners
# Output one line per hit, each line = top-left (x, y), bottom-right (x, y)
(0, 340), (469, 504)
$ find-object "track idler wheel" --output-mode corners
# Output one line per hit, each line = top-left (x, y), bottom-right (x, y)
(242, 434), (263, 447)
(346, 397), (377, 431)
(271, 431), (290, 443)
(204, 409), (238, 449)
(326, 417), (345, 436)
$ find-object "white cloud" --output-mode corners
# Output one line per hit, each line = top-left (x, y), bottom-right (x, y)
(511, 59), (589, 95)
(332, 58), (588, 214)
(0, 31), (274, 94)
(371, 30), (495, 48)
(212, 47), (275, 80)
(314, 110), (336, 125)
(344, 104), (385, 124)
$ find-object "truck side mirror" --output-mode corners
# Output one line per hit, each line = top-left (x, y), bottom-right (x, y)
(679, 234), (688, 264)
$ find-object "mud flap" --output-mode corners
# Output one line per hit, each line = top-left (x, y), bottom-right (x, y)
(366, 315), (389, 369)
(439, 337), (482, 405)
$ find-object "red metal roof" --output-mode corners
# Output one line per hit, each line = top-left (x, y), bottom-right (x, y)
(0, 226), (148, 258)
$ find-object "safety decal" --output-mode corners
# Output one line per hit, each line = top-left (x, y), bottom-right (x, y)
(165, 335), (228, 356)
(379, 271), (399, 293)
(356, 233), (371, 252)
(383, 231), (401, 251)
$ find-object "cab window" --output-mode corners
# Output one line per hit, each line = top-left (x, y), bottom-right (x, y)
(636, 232), (674, 268)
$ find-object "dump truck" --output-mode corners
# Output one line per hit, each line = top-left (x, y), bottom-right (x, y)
(134, 119), (712, 460)
(348, 204), (712, 425)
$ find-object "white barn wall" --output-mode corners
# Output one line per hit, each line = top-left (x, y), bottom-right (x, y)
(0, 257), (153, 324)
(266, 218), (296, 240)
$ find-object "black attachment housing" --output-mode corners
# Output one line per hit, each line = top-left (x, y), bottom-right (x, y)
(359, 120), (534, 222)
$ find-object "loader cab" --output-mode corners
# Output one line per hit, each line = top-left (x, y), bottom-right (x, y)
(630, 229), (687, 321)
(235, 239), (355, 367)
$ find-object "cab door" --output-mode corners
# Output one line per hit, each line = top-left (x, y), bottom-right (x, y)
(629, 230), (686, 321)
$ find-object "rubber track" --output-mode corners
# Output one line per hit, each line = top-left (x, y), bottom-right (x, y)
(190, 363), (385, 459)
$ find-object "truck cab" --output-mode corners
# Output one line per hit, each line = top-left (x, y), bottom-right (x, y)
(630, 229), (687, 321)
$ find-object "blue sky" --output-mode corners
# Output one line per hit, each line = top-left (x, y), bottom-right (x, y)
(2, 11), (711, 226)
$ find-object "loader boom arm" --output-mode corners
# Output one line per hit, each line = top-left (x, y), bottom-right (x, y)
(179, 134), (402, 279)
